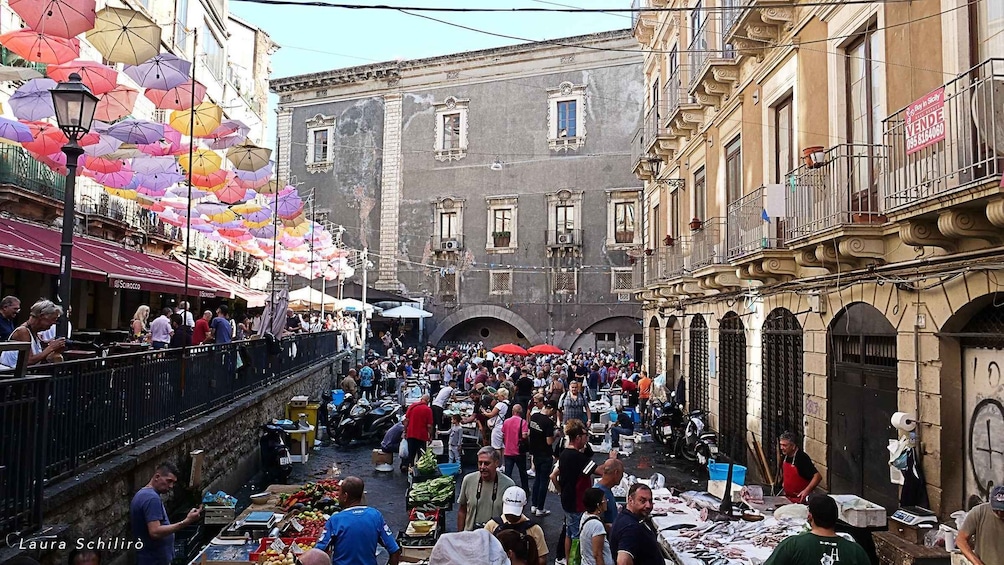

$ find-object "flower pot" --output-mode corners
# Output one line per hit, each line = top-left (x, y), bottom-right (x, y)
(802, 146), (825, 168)
(663, 235), (675, 246)
(689, 218), (703, 231)
(644, 248), (653, 256)
(493, 234), (511, 247)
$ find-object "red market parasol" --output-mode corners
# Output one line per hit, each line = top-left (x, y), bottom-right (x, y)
(10, 0), (96, 40)
(0, 31), (79, 65)
(492, 344), (529, 356)
(527, 344), (563, 355)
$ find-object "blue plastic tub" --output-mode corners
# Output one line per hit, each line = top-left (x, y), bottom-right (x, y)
(438, 463), (461, 476)
(622, 407), (641, 424)
(707, 460), (747, 486)
(331, 389), (345, 406)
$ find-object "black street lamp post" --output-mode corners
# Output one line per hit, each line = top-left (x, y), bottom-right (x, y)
(50, 72), (98, 339)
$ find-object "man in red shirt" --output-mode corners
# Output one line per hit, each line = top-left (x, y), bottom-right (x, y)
(403, 394), (434, 472)
(192, 310), (212, 345)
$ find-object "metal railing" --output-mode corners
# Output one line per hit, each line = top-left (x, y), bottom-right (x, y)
(0, 47), (48, 76)
(658, 242), (689, 280)
(431, 234), (465, 252)
(785, 144), (886, 242)
(689, 217), (727, 269)
(1, 332), (346, 536)
(883, 58), (1004, 211)
(0, 145), (66, 200)
(688, 14), (734, 88)
(664, 74), (686, 121)
(727, 186), (785, 260)
(722, 0), (747, 38)
(545, 229), (583, 247)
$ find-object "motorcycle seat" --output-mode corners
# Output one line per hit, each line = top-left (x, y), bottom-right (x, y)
(689, 410), (704, 417)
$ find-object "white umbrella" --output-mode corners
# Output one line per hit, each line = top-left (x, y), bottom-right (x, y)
(380, 304), (432, 319)
(287, 286), (338, 311)
(333, 298), (380, 314)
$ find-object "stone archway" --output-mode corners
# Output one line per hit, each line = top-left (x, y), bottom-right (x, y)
(428, 305), (540, 346)
(563, 315), (643, 352)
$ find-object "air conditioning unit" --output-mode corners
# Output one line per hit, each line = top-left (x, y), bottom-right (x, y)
(442, 239), (459, 251)
(557, 233), (574, 245)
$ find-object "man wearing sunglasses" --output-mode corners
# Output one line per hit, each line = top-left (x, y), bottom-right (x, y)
(957, 485), (1004, 565)
(316, 476), (400, 565)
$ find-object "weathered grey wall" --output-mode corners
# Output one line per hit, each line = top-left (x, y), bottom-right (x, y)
(26, 355), (344, 565)
(286, 99), (385, 251)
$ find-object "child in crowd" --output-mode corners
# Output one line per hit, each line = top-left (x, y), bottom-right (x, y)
(449, 414), (463, 464)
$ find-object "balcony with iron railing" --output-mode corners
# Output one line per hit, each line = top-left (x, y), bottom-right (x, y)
(785, 144), (887, 243)
(663, 74), (703, 136)
(432, 234), (466, 253)
(689, 216), (728, 270)
(883, 59), (1004, 218)
(687, 15), (740, 108)
(727, 186), (785, 260)
(0, 145), (65, 200)
(545, 228), (583, 248)
(632, 0), (661, 44)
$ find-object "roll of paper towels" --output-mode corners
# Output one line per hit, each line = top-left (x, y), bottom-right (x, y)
(891, 411), (917, 432)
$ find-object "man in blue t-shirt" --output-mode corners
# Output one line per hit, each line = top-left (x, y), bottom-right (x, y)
(316, 476), (400, 565)
(210, 304), (233, 344)
(130, 462), (202, 565)
(359, 362), (375, 400)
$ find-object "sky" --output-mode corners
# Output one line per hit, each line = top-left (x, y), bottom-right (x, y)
(227, 0), (630, 145)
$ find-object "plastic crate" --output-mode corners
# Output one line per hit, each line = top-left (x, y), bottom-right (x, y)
(249, 537), (319, 563)
(203, 504), (237, 525)
(171, 525), (202, 565)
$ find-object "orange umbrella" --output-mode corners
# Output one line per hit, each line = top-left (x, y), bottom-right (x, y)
(46, 59), (118, 95)
(94, 85), (138, 122)
(0, 31), (79, 64)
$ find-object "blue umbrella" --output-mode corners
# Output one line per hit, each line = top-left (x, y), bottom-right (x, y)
(0, 117), (34, 142)
(123, 53), (190, 90)
(9, 78), (57, 121)
(107, 119), (164, 145)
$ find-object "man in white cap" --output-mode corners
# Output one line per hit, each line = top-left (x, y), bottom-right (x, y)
(484, 486), (549, 565)
(957, 485), (1004, 565)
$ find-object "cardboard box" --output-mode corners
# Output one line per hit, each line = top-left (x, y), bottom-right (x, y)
(372, 449), (393, 465)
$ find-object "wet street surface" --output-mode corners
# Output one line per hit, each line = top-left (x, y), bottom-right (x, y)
(266, 434), (707, 564)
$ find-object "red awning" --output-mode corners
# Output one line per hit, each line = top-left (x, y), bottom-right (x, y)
(183, 259), (268, 308)
(0, 217), (106, 281)
(0, 217), (225, 297)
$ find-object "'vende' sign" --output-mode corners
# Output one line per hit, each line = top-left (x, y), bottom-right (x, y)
(905, 87), (946, 155)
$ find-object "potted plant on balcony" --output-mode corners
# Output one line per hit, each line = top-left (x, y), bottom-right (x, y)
(663, 234), (675, 246)
(689, 217), (703, 231)
(492, 230), (511, 247)
(644, 248), (653, 256)
(802, 146), (826, 168)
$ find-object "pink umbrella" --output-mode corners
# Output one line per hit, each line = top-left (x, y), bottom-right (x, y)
(81, 155), (125, 174)
(0, 31), (80, 64)
(124, 53), (190, 90)
(94, 168), (135, 189)
(94, 85), (138, 122)
(137, 186), (168, 197)
(10, 0), (96, 39)
(47, 59), (118, 95)
(212, 177), (248, 205)
(29, 151), (67, 175)
(10, 78), (57, 121)
(137, 125), (186, 157)
(190, 169), (228, 188)
(143, 79), (206, 111)
(219, 228), (248, 239)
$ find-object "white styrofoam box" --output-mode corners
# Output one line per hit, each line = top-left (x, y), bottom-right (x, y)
(708, 480), (744, 503)
(829, 494), (887, 528)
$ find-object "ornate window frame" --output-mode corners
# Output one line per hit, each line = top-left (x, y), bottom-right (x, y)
(547, 81), (587, 152)
(606, 188), (642, 248)
(434, 96), (469, 161)
(434, 196), (465, 251)
(486, 195), (518, 253)
(305, 113), (335, 174)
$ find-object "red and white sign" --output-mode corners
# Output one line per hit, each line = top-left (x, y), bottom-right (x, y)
(905, 87), (946, 155)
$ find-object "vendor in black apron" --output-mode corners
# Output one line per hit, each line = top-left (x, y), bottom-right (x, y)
(775, 431), (822, 503)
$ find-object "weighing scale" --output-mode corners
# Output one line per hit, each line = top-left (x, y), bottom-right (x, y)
(890, 506), (938, 527)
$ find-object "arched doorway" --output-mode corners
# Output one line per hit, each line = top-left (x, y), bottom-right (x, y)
(689, 315), (709, 412)
(829, 302), (899, 510)
(719, 312), (747, 465)
(439, 317), (529, 347)
(762, 308), (804, 472)
(959, 302), (1004, 506)
(648, 316), (661, 378)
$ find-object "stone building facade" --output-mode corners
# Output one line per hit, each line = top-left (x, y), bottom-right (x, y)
(271, 31), (646, 350)
(630, 0), (1004, 514)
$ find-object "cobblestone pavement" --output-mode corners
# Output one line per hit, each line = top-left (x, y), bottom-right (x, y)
(274, 434), (707, 564)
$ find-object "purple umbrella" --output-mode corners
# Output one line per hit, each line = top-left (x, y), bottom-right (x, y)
(107, 119), (164, 144)
(192, 223), (215, 233)
(137, 185), (167, 197)
(250, 225), (275, 239)
(271, 191), (303, 220)
(9, 78), (57, 121)
(0, 117), (34, 142)
(136, 170), (183, 190)
(82, 133), (122, 157)
(208, 133), (246, 150)
(234, 161), (273, 181)
(166, 185), (209, 199)
(123, 53), (190, 90)
(130, 155), (180, 176)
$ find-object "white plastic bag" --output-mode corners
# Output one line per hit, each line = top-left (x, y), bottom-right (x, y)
(429, 530), (510, 565)
(399, 438), (409, 460)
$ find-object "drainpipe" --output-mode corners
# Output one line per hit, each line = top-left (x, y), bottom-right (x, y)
(914, 291), (923, 447)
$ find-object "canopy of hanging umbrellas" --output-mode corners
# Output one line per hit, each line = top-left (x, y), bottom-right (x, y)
(0, 0), (348, 280)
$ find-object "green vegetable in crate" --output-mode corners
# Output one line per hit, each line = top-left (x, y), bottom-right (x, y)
(407, 476), (455, 506)
(416, 449), (438, 474)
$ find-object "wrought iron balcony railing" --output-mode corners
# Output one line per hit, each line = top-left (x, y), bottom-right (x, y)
(0, 145), (65, 200)
(689, 217), (728, 270)
(727, 186), (786, 260)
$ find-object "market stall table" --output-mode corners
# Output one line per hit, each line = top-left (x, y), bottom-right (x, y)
(286, 425), (315, 464)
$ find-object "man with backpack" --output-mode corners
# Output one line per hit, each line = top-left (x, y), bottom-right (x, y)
(484, 486), (548, 565)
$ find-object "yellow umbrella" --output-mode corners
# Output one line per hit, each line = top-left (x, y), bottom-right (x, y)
(282, 213), (307, 228)
(87, 7), (161, 66)
(207, 209), (239, 224)
(231, 202), (262, 215)
(178, 148), (222, 176)
(104, 187), (137, 200)
(170, 102), (223, 138)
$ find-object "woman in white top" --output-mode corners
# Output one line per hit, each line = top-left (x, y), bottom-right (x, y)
(1, 300), (66, 368)
(580, 488), (613, 565)
(485, 388), (510, 451)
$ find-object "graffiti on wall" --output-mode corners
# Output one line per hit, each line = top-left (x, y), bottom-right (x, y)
(963, 349), (1004, 499)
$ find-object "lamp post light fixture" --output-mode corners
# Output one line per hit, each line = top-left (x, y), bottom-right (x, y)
(51, 72), (99, 339)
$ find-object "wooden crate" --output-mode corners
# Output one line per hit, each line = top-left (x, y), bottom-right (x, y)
(873, 531), (951, 565)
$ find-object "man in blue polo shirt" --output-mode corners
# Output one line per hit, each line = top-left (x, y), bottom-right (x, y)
(316, 476), (400, 565)
(610, 483), (663, 565)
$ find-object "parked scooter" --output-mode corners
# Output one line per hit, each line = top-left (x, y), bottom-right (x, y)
(330, 393), (402, 446)
(651, 391), (687, 447)
(678, 409), (719, 465)
(260, 423), (293, 483)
